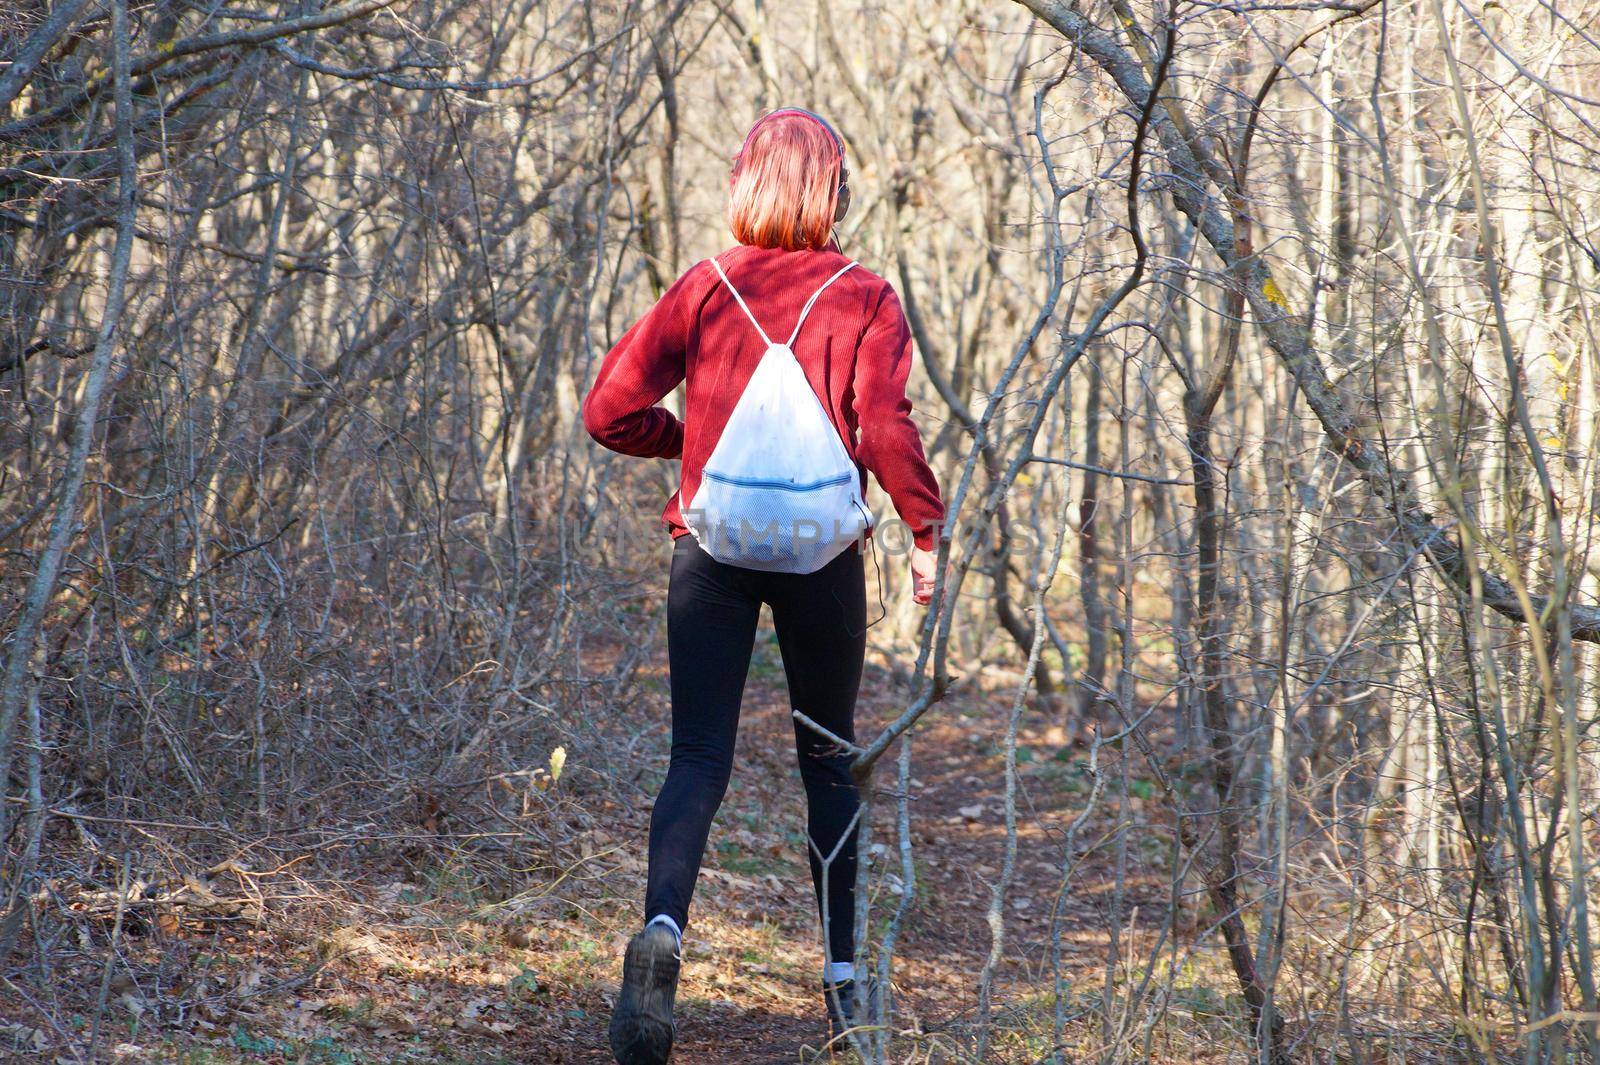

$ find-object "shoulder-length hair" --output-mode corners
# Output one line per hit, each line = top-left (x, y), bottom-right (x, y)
(726, 110), (843, 252)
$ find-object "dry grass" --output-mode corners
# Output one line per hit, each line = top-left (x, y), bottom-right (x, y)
(4, 631), (1523, 1063)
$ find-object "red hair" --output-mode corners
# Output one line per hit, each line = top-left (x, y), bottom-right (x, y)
(726, 111), (843, 251)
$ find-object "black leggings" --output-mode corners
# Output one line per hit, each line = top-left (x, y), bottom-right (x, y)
(646, 535), (866, 964)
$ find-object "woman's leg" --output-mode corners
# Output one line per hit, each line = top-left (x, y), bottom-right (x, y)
(767, 546), (867, 968)
(644, 537), (762, 936)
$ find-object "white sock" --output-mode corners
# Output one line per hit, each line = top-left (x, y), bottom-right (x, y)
(645, 914), (682, 945)
(824, 961), (855, 985)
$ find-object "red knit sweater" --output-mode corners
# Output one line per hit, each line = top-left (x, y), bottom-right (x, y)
(583, 243), (945, 551)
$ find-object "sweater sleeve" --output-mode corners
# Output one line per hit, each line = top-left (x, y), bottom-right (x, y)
(582, 270), (697, 459)
(851, 281), (945, 550)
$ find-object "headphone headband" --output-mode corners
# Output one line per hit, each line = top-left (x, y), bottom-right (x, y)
(737, 107), (846, 162)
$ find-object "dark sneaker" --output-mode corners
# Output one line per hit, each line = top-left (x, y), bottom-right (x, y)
(608, 924), (681, 1064)
(823, 976), (880, 1043)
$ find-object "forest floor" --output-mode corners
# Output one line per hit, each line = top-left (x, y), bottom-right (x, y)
(8, 622), (1252, 1064)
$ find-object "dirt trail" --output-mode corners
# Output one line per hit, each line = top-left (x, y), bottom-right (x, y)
(524, 660), (1126, 1063)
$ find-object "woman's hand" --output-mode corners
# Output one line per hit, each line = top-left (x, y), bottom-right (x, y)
(910, 545), (938, 606)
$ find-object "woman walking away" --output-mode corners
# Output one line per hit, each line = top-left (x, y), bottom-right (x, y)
(583, 107), (944, 1064)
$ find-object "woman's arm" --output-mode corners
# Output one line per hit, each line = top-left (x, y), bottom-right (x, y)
(851, 281), (945, 551)
(582, 271), (699, 459)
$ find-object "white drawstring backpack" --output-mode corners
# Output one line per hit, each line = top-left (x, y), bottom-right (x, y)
(682, 257), (871, 574)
